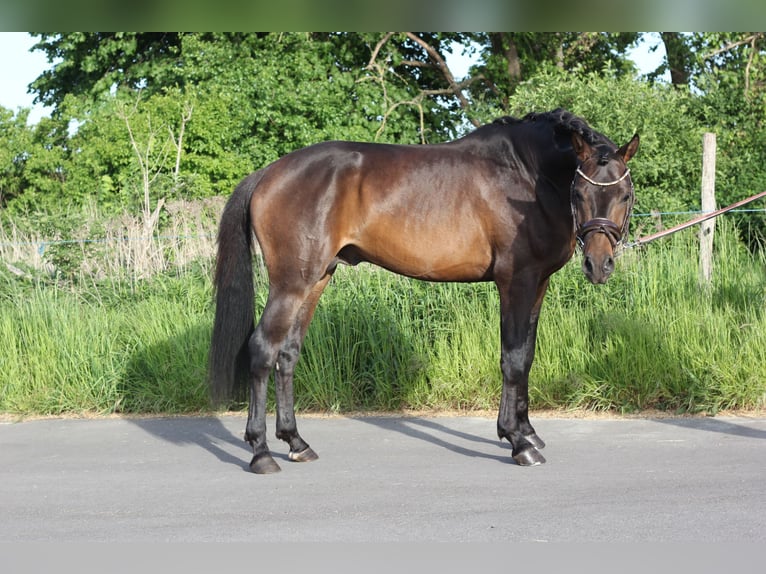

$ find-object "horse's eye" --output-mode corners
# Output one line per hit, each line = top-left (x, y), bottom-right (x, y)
(621, 193), (632, 203)
(574, 191), (584, 203)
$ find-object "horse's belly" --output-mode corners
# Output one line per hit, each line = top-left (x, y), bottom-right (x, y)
(352, 229), (493, 282)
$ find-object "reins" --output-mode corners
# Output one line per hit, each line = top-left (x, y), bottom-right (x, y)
(569, 167), (766, 251)
(625, 188), (766, 248)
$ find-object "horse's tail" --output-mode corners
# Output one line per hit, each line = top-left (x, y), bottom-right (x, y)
(208, 170), (265, 407)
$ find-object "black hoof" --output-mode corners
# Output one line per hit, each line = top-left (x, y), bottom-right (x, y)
(512, 447), (546, 466)
(288, 446), (319, 463)
(525, 433), (546, 450)
(250, 453), (282, 474)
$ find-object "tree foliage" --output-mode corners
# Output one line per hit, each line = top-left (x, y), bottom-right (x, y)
(30, 33), (185, 109)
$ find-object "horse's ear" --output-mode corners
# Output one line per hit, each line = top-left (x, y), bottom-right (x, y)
(571, 132), (593, 162)
(617, 133), (640, 163)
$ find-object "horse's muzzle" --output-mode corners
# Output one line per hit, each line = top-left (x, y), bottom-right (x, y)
(577, 217), (621, 284)
(582, 251), (615, 284)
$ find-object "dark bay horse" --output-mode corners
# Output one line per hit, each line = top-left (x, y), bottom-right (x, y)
(209, 108), (639, 473)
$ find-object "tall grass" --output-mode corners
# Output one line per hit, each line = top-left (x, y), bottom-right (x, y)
(534, 222), (766, 413)
(0, 266), (213, 415)
(1, 217), (765, 416)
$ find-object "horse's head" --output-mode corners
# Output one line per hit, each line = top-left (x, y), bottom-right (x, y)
(570, 132), (639, 284)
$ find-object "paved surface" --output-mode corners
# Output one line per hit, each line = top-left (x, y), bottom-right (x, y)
(1, 414), (765, 542)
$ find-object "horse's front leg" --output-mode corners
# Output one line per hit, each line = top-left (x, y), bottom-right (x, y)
(496, 277), (549, 466)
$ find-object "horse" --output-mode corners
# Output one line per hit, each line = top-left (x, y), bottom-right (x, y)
(208, 108), (639, 473)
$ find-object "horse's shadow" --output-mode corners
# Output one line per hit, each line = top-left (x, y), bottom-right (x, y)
(654, 416), (766, 440)
(117, 307), (766, 475)
(117, 290), (512, 469)
(356, 416), (512, 464)
(128, 415), (255, 470)
(118, 323), (254, 471)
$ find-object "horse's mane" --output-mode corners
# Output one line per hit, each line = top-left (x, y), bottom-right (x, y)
(492, 108), (611, 147)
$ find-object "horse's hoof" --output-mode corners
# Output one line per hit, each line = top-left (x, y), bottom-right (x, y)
(250, 453), (282, 474)
(513, 447), (546, 466)
(288, 446), (319, 463)
(525, 433), (546, 450)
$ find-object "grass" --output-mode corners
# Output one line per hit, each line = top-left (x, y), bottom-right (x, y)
(0, 267), (213, 415)
(534, 225), (766, 414)
(1, 218), (765, 417)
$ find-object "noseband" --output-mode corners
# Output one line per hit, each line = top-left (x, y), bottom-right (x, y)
(571, 166), (633, 248)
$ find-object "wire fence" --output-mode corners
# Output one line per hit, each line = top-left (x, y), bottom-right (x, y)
(1, 233), (218, 256)
(1, 202), (764, 281)
(0, 197), (225, 278)
(634, 208), (766, 217)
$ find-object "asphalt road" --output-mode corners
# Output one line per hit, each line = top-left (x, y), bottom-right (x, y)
(1, 413), (764, 542)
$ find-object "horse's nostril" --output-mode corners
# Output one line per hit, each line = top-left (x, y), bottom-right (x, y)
(583, 255), (594, 274)
(604, 256), (615, 274)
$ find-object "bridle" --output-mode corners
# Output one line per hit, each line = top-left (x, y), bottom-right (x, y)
(571, 164), (634, 249)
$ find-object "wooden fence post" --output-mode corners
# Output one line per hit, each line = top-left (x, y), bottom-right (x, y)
(699, 132), (716, 285)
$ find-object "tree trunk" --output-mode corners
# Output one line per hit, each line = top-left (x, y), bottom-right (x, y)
(660, 32), (692, 87)
(490, 33), (521, 83)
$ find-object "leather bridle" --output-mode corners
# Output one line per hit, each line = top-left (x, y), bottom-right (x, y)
(571, 165), (634, 248)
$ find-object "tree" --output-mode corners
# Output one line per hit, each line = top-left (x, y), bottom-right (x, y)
(655, 32), (766, 96)
(0, 107), (73, 212)
(30, 32), (642, 144)
(0, 107), (32, 206)
(30, 33), (184, 110)
(358, 32), (640, 134)
(691, 33), (766, 242)
(22, 33), (447, 212)
(470, 32), (638, 106)
(660, 32), (693, 86)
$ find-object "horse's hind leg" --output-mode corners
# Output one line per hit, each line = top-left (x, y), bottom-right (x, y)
(274, 274), (332, 463)
(245, 288), (312, 474)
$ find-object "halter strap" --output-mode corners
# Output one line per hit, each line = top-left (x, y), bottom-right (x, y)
(575, 167), (631, 187)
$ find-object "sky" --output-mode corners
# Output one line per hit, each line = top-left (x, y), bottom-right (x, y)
(0, 32), (54, 123)
(0, 32), (667, 125)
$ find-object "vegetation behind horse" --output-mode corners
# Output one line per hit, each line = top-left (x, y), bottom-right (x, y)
(1, 218), (764, 418)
